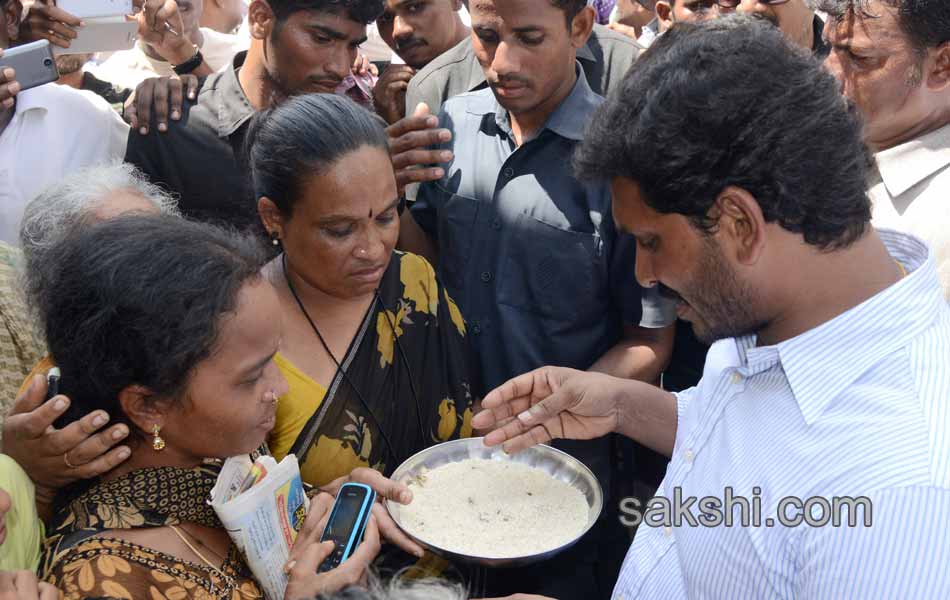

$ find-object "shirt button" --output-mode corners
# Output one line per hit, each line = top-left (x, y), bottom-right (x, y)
(480, 271), (493, 283)
(663, 526), (673, 538)
(472, 322), (482, 335)
(731, 372), (743, 384)
(684, 449), (694, 464)
(503, 167), (514, 178)
(491, 218), (502, 230)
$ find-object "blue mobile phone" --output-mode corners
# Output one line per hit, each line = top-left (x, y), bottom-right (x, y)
(317, 483), (376, 573)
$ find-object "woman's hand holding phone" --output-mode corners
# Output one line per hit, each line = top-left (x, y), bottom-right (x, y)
(321, 468), (424, 558)
(283, 495), (381, 600)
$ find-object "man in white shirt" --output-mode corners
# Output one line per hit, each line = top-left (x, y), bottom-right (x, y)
(823, 0), (950, 300)
(88, 0), (248, 89)
(607, 0), (660, 46)
(474, 17), (950, 599)
(0, 0), (129, 244)
(199, 0), (247, 34)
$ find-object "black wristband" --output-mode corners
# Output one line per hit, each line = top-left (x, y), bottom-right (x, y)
(173, 47), (204, 75)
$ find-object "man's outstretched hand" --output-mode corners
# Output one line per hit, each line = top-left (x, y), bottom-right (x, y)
(472, 367), (625, 455)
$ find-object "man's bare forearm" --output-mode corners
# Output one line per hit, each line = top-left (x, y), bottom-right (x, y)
(613, 379), (678, 458)
(589, 324), (674, 383)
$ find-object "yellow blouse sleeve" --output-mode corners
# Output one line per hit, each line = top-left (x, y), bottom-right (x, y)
(270, 354), (374, 488)
(268, 353), (327, 465)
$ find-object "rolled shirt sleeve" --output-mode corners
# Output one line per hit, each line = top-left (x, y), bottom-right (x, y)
(673, 385), (695, 426)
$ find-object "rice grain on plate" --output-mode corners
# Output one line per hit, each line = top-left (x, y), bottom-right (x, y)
(397, 458), (589, 558)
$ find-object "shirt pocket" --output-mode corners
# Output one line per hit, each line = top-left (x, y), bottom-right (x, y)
(437, 192), (480, 293)
(497, 212), (607, 323)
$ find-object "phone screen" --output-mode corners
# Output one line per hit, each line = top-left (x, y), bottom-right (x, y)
(321, 486), (370, 546)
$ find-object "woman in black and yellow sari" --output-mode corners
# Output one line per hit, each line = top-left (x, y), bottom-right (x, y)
(248, 95), (479, 490)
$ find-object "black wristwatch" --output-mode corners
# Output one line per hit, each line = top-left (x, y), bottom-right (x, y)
(173, 46), (204, 75)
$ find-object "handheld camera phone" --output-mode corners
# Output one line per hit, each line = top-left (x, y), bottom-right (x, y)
(317, 483), (376, 573)
(0, 40), (59, 92)
(52, 16), (138, 56)
(56, 0), (134, 19)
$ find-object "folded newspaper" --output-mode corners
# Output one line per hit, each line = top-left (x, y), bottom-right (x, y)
(210, 454), (310, 600)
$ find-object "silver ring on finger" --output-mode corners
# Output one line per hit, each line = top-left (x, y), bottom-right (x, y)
(63, 452), (79, 469)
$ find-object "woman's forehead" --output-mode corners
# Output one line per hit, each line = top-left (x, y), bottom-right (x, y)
(292, 147), (398, 222)
(205, 281), (282, 372)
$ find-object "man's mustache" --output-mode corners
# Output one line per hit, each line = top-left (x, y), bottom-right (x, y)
(395, 36), (426, 51)
(308, 75), (343, 88)
(658, 283), (685, 303)
(487, 75), (531, 87)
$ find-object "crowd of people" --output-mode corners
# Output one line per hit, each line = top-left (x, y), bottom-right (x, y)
(0, 0), (948, 598)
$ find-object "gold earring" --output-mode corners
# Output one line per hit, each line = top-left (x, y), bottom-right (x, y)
(152, 424), (166, 451)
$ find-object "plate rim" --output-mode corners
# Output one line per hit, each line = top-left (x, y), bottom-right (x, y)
(384, 437), (604, 563)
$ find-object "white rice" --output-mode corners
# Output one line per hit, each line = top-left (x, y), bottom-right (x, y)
(396, 459), (590, 558)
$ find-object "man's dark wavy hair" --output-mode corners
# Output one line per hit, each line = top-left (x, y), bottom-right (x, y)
(268, 0), (385, 25)
(574, 15), (873, 251)
(551, 0), (588, 25)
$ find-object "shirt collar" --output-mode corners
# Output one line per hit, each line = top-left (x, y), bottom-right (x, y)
(490, 62), (601, 143)
(577, 38), (596, 63)
(637, 19), (659, 47)
(740, 230), (943, 425)
(543, 63), (601, 141)
(12, 84), (53, 116)
(874, 121), (950, 198)
(211, 51), (256, 138)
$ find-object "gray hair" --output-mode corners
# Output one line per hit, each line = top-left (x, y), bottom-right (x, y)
(19, 162), (179, 316)
(318, 577), (468, 600)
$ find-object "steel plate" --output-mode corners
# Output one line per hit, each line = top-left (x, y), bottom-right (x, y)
(385, 437), (603, 568)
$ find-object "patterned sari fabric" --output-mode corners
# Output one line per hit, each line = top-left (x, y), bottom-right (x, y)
(268, 252), (478, 487)
(42, 465), (264, 600)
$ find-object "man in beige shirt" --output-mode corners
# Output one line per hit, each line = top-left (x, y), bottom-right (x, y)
(823, 0), (950, 299)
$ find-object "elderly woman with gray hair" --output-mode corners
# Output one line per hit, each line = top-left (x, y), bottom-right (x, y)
(18, 161), (179, 322)
(0, 161), (179, 515)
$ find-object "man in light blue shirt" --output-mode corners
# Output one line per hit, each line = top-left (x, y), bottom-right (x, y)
(474, 17), (950, 599)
